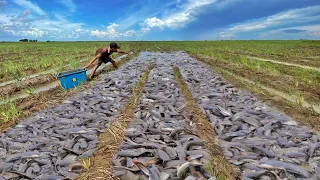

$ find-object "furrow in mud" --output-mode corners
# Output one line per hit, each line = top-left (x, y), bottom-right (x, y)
(0, 54), (149, 180)
(111, 53), (217, 180)
(174, 51), (320, 179)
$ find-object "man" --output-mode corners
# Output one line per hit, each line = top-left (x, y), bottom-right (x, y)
(84, 42), (130, 80)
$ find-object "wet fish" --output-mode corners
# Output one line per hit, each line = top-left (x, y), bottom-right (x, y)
(149, 164), (161, 180)
(252, 145), (275, 158)
(159, 172), (170, 180)
(5, 152), (40, 163)
(132, 160), (149, 176)
(177, 162), (191, 179)
(258, 160), (312, 178)
(176, 144), (187, 160)
(34, 174), (66, 180)
(157, 149), (170, 163)
(163, 147), (177, 159)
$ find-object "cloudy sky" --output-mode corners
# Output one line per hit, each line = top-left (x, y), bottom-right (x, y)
(0, 0), (319, 41)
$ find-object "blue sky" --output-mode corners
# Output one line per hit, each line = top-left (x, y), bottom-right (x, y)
(0, 0), (319, 41)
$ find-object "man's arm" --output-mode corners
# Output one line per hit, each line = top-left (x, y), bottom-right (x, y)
(116, 49), (130, 55)
(84, 54), (101, 68)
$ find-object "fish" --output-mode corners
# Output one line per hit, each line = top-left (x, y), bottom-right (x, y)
(308, 142), (320, 157)
(56, 154), (77, 167)
(163, 147), (177, 159)
(132, 160), (150, 176)
(241, 117), (263, 127)
(157, 149), (170, 163)
(186, 154), (203, 161)
(5, 152), (40, 163)
(176, 144), (187, 160)
(125, 171), (140, 180)
(34, 174), (66, 180)
(183, 140), (204, 150)
(186, 150), (212, 160)
(258, 160), (312, 178)
(159, 172), (170, 180)
(252, 145), (275, 158)
(149, 164), (161, 180)
(243, 170), (268, 179)
(177, 162), (191, 179)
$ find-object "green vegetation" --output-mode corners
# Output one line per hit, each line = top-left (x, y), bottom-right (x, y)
(0, 102), (20, 123)
(25, 85), (36, 95)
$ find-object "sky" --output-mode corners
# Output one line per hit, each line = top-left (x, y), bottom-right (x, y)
(0, 0), (319, 41)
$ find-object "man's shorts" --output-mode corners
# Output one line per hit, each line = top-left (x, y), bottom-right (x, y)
(96, 57), (112, 66)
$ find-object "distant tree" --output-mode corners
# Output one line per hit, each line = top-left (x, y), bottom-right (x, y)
(19, 39), (28, 42)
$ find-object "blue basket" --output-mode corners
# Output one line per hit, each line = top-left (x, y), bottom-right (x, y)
(57, 68), (87, 90)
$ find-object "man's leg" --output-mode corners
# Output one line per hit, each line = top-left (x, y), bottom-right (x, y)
(88, 64), (99, 80)
(89, 59), (102, 80)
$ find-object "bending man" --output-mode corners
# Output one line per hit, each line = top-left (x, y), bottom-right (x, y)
(84, 42), (130, 80)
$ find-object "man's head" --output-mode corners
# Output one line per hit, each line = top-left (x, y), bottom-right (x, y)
(110, 42), (120, 51)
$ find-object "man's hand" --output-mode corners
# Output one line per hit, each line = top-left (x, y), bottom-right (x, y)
(84, 64), (90, 69)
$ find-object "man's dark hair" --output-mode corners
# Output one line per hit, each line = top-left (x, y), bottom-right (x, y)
(110, 42), (120, 49)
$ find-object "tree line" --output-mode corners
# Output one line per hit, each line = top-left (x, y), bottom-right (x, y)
(19, 39), (37, 42)
(19, 39), (55, 42)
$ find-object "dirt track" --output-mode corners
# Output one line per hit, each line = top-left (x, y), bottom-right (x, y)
(0, 52), (319, 179)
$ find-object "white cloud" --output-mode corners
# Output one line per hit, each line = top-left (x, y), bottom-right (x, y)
(142, 0), (216, 30)
(218, 32), (233, 40)
(59, 0), (76, 12)
(11, 0), (46, 15)
(201, 5), (320, 40)
(144, 17), (165, 29)
(123, 30), (136, 37)
(229, 5), (320, 32)
(0, 8), (85, 39)
(90, 23), (136, 39)
(18, 28), (48, 37)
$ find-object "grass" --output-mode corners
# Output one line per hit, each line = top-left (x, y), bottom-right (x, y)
(25, 85), (36, 95)
(80, 158), (91, 171)
(0, 102), (20, 123)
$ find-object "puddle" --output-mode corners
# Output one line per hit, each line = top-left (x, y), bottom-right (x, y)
(0, 58), (89, 88)
(246, 56), (320, 72)
(219, 68), (320, 114)
(0, 54), (129, 105)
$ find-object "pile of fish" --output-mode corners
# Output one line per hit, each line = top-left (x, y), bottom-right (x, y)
(1, 51), (319, 180)
(112, 56), (216, 180)
(170, 51), (320, 179)
(0, 55), (151, 179)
